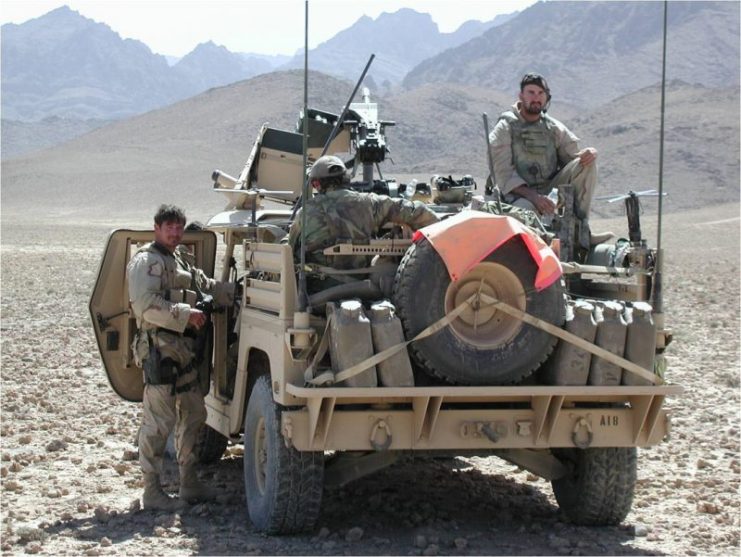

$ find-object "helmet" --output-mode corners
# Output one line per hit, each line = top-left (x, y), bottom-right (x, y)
(309, 155), (349, 180)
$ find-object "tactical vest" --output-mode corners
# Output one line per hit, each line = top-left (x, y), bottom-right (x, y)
(144, 242), (199, 310)
(500, 111), (559, 191)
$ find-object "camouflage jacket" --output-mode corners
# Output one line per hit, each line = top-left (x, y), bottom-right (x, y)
(127, 242), (231, 366)
(288, 188), (440, 268)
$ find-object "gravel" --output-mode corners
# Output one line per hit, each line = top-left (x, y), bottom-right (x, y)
(1, 205), (738, 555)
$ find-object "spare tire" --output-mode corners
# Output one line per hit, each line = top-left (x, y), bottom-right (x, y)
(392, 236), (564, 385)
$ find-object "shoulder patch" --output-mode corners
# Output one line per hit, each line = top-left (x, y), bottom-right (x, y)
(147, 260), (163, 277)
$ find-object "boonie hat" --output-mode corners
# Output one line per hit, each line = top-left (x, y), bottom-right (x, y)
(309, 155), (348, 180)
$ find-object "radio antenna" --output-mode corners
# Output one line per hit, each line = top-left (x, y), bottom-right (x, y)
(652, 0), (668, 316)
(297, 0), (310, 311)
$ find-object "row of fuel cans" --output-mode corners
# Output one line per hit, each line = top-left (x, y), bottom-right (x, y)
(324, 297), (657, 387)
(540, 298), (657, 386)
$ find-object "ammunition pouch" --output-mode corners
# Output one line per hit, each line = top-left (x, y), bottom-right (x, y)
(173, 268), (193, 289)
(166, 288), (198, 307)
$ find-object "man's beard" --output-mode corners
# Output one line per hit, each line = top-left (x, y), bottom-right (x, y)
(524, 101), (542, 115)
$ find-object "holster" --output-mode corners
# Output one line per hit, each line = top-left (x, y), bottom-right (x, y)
(143, 343), (172, 385)
(143, 343), (197, 395)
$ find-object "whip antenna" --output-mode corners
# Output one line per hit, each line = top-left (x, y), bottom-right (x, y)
(298, 0), (310, 311)
(652, 0), (668, 315)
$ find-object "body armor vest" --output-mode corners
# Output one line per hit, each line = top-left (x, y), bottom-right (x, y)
(500, 110), (559, 192)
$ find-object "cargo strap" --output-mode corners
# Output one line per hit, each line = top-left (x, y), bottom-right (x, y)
(304, 293), (479, 386)
(476, 292), (662, 385)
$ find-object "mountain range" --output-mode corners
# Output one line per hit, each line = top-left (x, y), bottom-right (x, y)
(0, 5), (507, 124)
(279, 8), (517, 88)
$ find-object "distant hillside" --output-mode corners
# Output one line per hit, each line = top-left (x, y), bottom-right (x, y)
(238, 52), (291, 72)
(403, 1), (740, 107)
(279, 8), (514, 88)
(172, 41), (266, 97)
(1, 72), (352, 222)
(573, 81), (740, 209)
(2, 72), (737, 223)
(0, 116), (111, 159)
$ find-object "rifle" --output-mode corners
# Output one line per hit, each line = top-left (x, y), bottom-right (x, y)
(482, 113), (503, 213)
(193, 295), (215, 396)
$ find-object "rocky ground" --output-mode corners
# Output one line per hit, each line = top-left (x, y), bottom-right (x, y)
(1, 203), (739, 556)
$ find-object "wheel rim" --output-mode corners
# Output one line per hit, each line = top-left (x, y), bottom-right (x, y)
(253, 417), (267, 495)
(444, 261), (526, 348)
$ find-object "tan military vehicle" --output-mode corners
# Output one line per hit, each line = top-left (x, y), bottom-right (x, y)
(90, 92), (681, 535)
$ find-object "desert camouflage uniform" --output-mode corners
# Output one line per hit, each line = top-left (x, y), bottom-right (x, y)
(490, 102), (597, 220)
(127, 242), (232, 477)
(288, 187), (440, 269)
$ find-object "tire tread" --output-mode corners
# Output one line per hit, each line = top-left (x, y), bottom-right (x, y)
(245, 375), (324, 534)
(393, 238), (563, 385)
(552, 447), (637, 525)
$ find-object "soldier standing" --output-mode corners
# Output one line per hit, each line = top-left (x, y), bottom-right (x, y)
(288, 155), (440, 269)
(127, 204), (233, 511)
(489, 73), (612, 246)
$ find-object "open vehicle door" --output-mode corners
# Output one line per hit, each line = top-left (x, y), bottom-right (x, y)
(88, 229), (217, 402)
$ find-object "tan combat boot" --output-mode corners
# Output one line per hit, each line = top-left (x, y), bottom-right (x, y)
(590, 230), (616, 245)
(581, 219), (615, 246)
(142, 473), (184, 512)
(178, 466), (217, 504)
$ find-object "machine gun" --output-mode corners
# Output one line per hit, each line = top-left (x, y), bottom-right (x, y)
(343, 87), (396, 185)
(298, 87), (398, 194)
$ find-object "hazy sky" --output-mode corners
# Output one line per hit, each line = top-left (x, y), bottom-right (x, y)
(1, 0), (537, 57)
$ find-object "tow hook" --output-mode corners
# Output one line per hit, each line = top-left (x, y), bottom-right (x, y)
(572, 416), (594, 449)
(369, 419), (392, 451)
(480, 422), (500, 443)
(282, 417), (294, 448)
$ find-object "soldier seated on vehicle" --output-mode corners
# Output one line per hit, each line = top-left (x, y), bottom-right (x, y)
(489, 73), (613, 246)
(288, 155), (440, 275)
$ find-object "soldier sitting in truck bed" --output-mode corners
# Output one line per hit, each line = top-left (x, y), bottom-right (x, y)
(288, 155), (440, 273)
(489, 73), (613, 246)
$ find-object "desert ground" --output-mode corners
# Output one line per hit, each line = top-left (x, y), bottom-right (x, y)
(0, 203), (739, 556)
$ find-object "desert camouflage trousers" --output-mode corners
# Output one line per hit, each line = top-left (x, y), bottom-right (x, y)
(507, 158), (597, 219)
(139, 383), (206, 475)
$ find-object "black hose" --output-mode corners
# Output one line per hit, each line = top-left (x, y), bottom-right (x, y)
(308, 280), (382, 308)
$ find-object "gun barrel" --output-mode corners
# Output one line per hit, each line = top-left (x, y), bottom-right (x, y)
(212, 170), (239, 189)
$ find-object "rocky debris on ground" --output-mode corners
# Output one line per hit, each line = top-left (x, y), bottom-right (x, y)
(0, 209), (739, 555)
